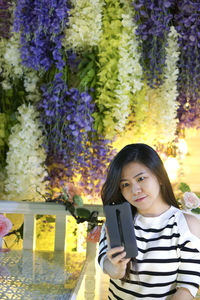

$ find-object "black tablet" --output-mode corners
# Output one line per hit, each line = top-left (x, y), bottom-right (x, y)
(104, 202), (138, 258)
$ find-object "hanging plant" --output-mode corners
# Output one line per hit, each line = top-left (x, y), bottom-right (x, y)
(133, 0), (175, 88)
(76, 47), (98, 91)
(114, 0), (143, 133)
(38, 72), (115, 200)
(113, 26), (179, 147)
(37, 72), (95, 175)
(149, 26), (179, 143)
(4, 104), (48, 201)
(174, 0), (200, 128)
(64, 0), (104, 51)
(13, 0), (70, 71)
(94, 0), (124, 138)
(77, 133), (116, 203)
(0, 0), (12, 39)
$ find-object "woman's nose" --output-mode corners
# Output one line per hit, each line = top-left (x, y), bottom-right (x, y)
(132, 183), (142, 195)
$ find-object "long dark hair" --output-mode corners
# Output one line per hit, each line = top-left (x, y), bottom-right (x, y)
(101, 143), (179, 279)
(102, 143), (178, 209)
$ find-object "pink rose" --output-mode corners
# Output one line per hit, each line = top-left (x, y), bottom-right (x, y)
(86, 225), (102, 243)
(0, 215), (12, 238)
(183, 192), (200, 209)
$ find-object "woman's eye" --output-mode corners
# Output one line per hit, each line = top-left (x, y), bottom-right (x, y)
(121, 182), (129, 188)
(138, 176), (145, 182)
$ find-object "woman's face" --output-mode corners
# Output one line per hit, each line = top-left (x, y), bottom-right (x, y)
(120, 161), (168, 217)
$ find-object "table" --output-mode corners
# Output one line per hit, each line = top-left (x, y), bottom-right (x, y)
(0, 250), (85, 300)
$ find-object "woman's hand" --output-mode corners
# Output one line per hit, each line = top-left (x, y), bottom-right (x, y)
(104, 246), (131, 279)
(103, 226), (131, 279)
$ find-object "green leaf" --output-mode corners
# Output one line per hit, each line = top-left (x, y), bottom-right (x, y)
(179, 182), (191, 193)
(63, 190), (69, 201)
(65, 201), (75, 214)
(191, 207), (200, 214)
(76, 208), (91, 218)
(73, 195), (83, 206)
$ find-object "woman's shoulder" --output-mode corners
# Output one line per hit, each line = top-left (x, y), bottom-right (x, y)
(183, 213), (200, 239)
(173, 207), (200, 246)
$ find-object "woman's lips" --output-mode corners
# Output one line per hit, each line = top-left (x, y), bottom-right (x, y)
(135, 196), (147, 202)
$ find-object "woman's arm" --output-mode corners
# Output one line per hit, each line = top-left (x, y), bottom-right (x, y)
(170, 288), (194, 300)
(184, 213), (200, 238)
(173, 213), (200, 300)
(103, 246), (130, 279)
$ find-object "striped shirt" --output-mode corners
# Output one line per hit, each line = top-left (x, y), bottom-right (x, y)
(98, 206), (200, 299)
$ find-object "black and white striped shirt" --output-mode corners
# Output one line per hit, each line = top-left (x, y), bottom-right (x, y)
(98, 206), (200, 299)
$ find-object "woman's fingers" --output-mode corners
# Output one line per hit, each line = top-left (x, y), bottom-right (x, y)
(107, 246), (130, 265)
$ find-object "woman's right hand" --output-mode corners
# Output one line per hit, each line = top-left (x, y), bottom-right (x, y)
(104, 246), (131, 279)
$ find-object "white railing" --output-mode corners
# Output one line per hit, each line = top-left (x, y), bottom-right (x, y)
(0, 200), (108, 300)
(0, 201), (199, 299)
(0, 200), (104, 251)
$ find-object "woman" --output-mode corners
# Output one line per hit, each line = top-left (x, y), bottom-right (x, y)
(98, 143), (200, 300)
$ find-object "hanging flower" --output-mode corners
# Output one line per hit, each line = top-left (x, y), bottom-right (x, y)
(77, 134), (116, 203)
(113, 0), (143, 133)
(0, 0), (12, 39)
(5, 104), (48, 201)
(64, 0), (104, 51)
(133, 0), (174, 87)
(148, 26), (179, 143)
(13, 0), (70, 71)
(38, 73), (95, 173)
(94, 0), (124, 138)
(174, 1), (200, 128)
(117, 26), (179, 146)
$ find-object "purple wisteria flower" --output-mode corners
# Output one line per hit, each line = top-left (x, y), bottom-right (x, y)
(0, 0), (12, 39)
(37, 73), (115, 196)
(78, 134), (116, 198)
(13, 0), (70, 71)
(133, 0), (175, 87)
(174, 0), (200, 128)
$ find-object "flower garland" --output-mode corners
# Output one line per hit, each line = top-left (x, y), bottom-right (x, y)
(37, 72), (95, 174)
(133, 0), (174, 88)
(13, 0), (70, 71)
(114, 0), (143, 132)
(4, 104), (48, 201)
(133, 26), (179, 145)
(38, 72), (115, 200)
(0, 0), (12, 39)
(77, 134), (116, 203)
(94, 0), (124, 138)
(113, 26), (179, 148)
(174, 0), (200, 128)
(149, 26), (179, 143)
(120, 0), (143, 95)
(64, 0), (104, 51)
(3, 31), (40, 100)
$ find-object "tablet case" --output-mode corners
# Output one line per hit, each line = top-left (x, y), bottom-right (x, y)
(104, 202), (138, 258)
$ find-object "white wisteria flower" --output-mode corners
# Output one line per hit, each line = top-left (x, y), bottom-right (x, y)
(129, 26), (180, 145)
(5, 104), (48, 201)
(64, 0), (104, 51)
(114, 0), (143, 133)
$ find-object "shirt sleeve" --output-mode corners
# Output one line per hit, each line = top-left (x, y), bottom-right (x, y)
(176, 212), (200, 297)
(97, 223), (108, 271)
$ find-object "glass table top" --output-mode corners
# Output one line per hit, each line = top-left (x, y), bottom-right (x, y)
(0, 249), (85, 300)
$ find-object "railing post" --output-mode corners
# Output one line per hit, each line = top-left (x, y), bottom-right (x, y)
(23, 214), (35, 249)
(55, 215), (66, 251)
(84, 240), (97, 299)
